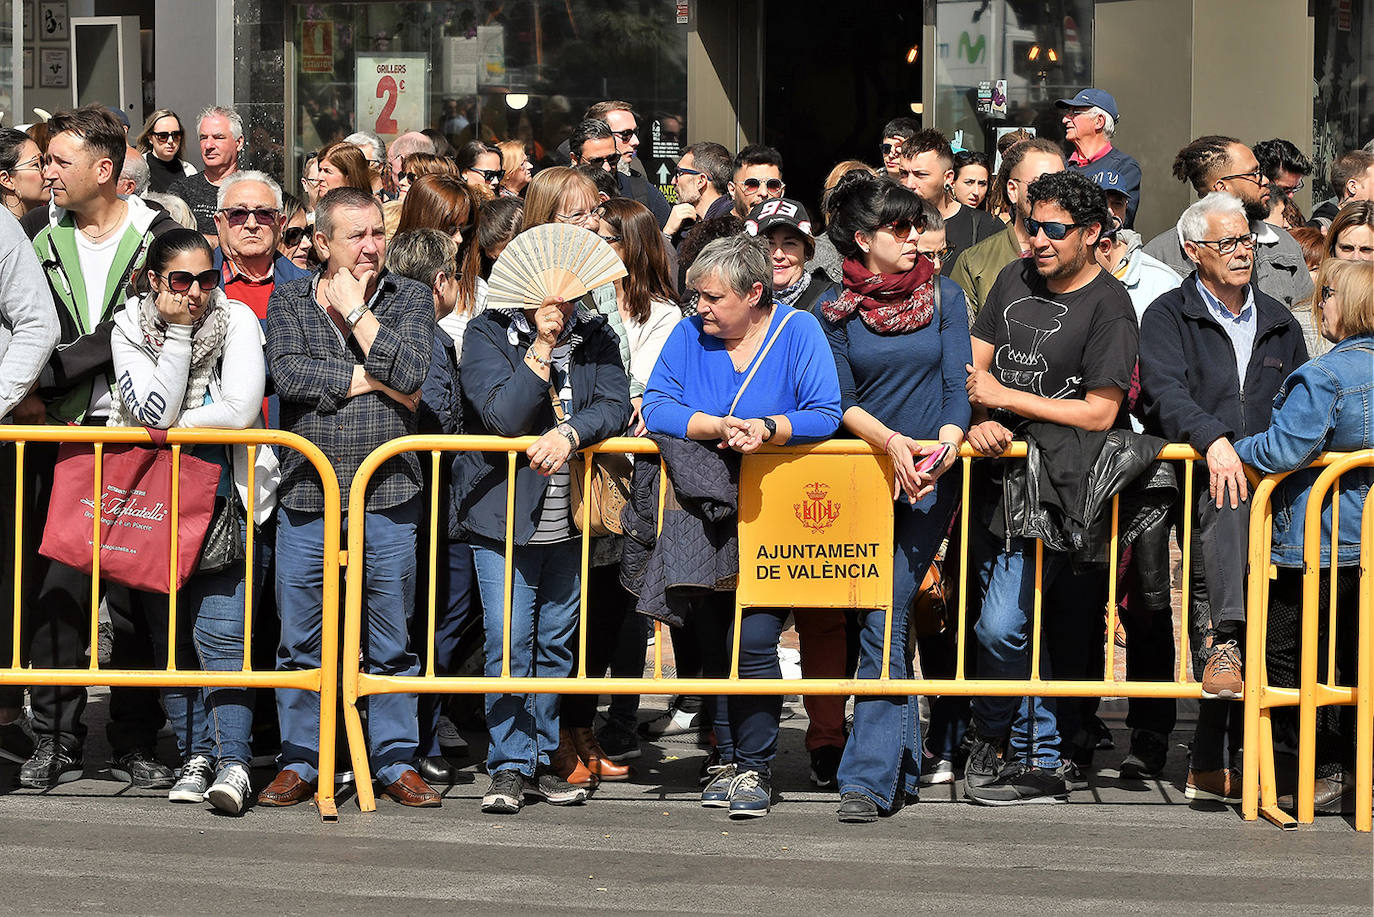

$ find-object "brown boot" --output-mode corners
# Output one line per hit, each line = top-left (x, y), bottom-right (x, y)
(553, 729), (597, 786)
(570, 726), (632, 781)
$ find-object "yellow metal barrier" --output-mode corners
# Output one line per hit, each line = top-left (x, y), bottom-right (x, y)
(1242, 449), (1374, 831)
(0, 426), (344, 822)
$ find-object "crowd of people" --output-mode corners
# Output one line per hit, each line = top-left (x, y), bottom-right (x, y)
(0, 88), (1368, 823)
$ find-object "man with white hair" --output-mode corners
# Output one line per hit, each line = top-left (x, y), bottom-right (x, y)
(171, 105), (244, 243)
(344, 130), (391, 200)
(385, 131), (436, 186)
(1137, 191), (1307, 805)
(116, 145), (149, 198)
(1057, 89), (1142, 228)
(211, 170), (310, 325)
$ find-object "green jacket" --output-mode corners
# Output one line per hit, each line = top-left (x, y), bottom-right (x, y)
(948, 222), (1023, 323)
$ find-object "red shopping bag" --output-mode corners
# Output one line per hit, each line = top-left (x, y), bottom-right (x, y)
(38, 432), (221, 593)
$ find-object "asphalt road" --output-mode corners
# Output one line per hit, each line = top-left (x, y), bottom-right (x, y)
(0, 693), (1368, 916)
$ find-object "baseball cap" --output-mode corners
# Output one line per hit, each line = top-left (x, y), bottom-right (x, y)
(106, 105), (130, 129)
(1091, 170), (1130, 197)
(1055, 88), (1119, 122)
(744, 198), (814, 238)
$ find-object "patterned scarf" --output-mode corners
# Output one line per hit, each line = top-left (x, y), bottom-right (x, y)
(822, 256), (936, 334)
(109, 288), (232, 427)
(774, 270), (813, 308)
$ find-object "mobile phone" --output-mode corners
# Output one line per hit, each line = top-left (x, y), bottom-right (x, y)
(914, 443), (952, 475)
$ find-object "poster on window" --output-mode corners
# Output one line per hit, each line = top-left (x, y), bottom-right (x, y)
(355, 54), (428, 142)
(301, 20), (334, 74)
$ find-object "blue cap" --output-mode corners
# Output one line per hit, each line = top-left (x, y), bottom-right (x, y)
(1091, 170), (1129, 196)
(1055, 88), (1119, 121)
(105, 105), (130, 129)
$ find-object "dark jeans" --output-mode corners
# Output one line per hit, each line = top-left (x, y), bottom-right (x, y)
(562, 562), (646, 730)
(411, 538), (477, 758)
(1045, 565), (1109, 762)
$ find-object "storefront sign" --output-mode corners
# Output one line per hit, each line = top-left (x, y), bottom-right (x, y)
(356, 54), (428, 141)
(991, 79), (1008, 117)
(977, 81), (992, 114)
(737, 453), (893, 611)
(301, 20), (334, 74)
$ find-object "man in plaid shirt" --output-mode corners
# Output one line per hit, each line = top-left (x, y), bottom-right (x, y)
(260, 187), (441, 808)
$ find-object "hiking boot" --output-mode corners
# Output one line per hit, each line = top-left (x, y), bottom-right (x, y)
(1119, 729), (1169, 780)
(809, 745), (842, 790)
(966, 762), (1068, 806)
(962, 727), (1006, 793)
(18, 738), (84, 788)
(727, 769), (771, 818)
(481, 769), (525, 814)
(1201, 641), (1243, 700)
(206, 763), (253, 815)
(837, 791), (880, 823)
(700, 761), (737, 807)
(168, 754), (214, 802)
(526, 768), (589, 806)
(1184, 767), (1241, 803)
(109, 749), (176, 789)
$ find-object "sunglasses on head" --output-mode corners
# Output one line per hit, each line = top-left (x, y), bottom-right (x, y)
(217, 206), (279, 227)
(468, 168), (505, 184)
(281, 226), (310, 247)
(740, 177), (784, 194)
(157, 269), (219, 293)
(149, 130), (183, 143)
(610, 128), (637, 142)
(1026, 218), (1088, 241)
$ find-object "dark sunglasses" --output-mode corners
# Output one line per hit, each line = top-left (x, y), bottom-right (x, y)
(217, 206), (279, 227)
(919, 246), (954, 263)
(670, 165), (702, 180)
(877, 217), (923, 239)
(1320, 284), (1334, 303)
(468, 168), (504, 184)
(740, 177), (785, 194)
(610, 128), (638, 142)
(398, 171), (418, 183)
(1026, 218), (1088, 241)
(157, 269), (219, 293)
(149, 130), (183, 143)
(581, 155), (618, 171)
(281, 226), (310, 247)
(881, 142), (900, 157)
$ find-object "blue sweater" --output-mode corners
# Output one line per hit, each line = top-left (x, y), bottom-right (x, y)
(642, 303), (842, 442)
(822, 276), (972, 439)
(1068, 145), (1143, 228)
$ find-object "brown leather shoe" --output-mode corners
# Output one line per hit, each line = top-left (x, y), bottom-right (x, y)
(570, 726), (632, 781)
(256, 769), (314, 807)
(382, 769), (442, 808)
(553, 729), (597, 786)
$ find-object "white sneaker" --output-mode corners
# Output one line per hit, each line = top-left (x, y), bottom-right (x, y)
(437, 715), (469, 753)
(206, 763), (253, 815)
(168, 754), (214, 803)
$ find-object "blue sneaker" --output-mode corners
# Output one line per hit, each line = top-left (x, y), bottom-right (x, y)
(727, 769), (771, 818)
(700, 762), (736, 807)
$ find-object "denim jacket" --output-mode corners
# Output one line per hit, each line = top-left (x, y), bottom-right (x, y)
(1234, 333), (1374, 567)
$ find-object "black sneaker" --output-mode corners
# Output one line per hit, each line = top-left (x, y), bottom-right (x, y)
(595, 719), (642, 762)
(109, 749), (176, 789)
(18, 737), (84, 788)
(966, 762), (1068, 807)
(1059, 760), (1090, 792)
(0, 717), (35, 765)
(837, 791), (879, 824)
(1119, 728), (1169, 780)
(809, 745), (843, 790)
(481, 769), (525, 814)
(962, 727), (1006, 793)
(526, 768), (589, 806)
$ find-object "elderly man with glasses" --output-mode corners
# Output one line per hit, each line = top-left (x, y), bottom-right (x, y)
(212, 171), (311, 327)
(1138, 191), (1308, 806)
(1057, 88), (1142, 229)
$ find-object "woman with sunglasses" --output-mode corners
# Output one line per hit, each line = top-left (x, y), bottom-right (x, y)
(136, 109), (197, 194)
(497, 140), (533, 199)
(108, 229), (278, 816)
(457, 141), (504, 202)
(820, 172), (970, 823)
(0, 127), (49, 220)
(277, 192), (314, 270)
(396, 152), (458, 200)
(1235, 258), (1374, 816)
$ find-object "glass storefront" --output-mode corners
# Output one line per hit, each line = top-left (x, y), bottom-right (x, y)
(1312, 0), (1372, 202)
(931, 0), (1093, 161)
(235, 1), (689, 189)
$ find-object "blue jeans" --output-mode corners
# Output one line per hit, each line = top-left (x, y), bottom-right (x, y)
(472, 538), (580, 776)
(969, 529), (1067, 770)
(158, 560), (256, 766)
(837, 486), (955, 809)
(274, 499), (421, 786)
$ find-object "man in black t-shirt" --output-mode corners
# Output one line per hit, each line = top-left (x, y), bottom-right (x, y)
(961, 171), (1138, 807)
(895, 129), (1004, 277)
(170, 105), (243, 247)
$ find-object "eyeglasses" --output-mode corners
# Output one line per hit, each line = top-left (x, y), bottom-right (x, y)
(881, 142), (899, 158)
(1218, 167), (1264, 186)
(598, 233), (622, 244)
(157, 269), (220, 293)
(580, 155), (618, 171)
(1026, 218), (1089, 241)
(398, 171), (419, 183)
(217, 206), (279, 227)
(467, 168), (504, 184)
(877, 217), (923, 239)
(301, 176), (323, 189)
(6, 157), (42, 174)
(919, 246), (954, 263)
(610, 128), (638, 142)
(149, 130), (183, 143)
(1275, 179), (1305, 194)
(1319, 284), (1335, 303)
(739, 177), (785, 194)
(670, 165), (703, 180)
(281, 226), (310, 247)
(556, 210), (594, 224)
(1194, 233), (1258, 254)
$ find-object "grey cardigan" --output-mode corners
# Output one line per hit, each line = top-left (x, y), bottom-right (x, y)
(0, 211), (58, 418)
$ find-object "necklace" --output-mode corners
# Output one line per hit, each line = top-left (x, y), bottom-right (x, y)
(79, 200), (128, 242)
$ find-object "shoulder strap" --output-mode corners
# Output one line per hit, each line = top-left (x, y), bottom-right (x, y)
(932, 274), (942, 321)
(728, 308), (799, 416)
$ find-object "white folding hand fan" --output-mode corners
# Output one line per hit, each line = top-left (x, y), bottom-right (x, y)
(485, 222), (628, 310)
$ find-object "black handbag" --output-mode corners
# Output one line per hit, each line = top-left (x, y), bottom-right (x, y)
(197, 494), (245, 575)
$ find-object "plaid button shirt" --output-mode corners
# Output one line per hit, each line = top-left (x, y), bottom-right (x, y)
(265, 270), (435, 514)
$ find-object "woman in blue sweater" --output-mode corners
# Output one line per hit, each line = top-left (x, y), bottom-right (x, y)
(643, 233), (842, 818)
(820, 173), (971, 822)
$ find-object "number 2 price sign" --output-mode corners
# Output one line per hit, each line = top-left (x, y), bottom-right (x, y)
(355, 54), (429, 141)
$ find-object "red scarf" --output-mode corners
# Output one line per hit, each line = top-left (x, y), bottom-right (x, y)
(822, 257), (936, 334)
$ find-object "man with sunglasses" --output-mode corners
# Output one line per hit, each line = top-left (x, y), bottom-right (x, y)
(211, 172), (310, 326)
(895, 129), (1003, 278)
(569, 118), (671, 229)
(878, 117), (920, 180)
(1144, 135), (1311, 312)
(730, 145), (786, 220)
(1138, 191), (1307, 804)
(963, 171), (1138, 806)
(663, 141), (734, 244)
(1056, 88), (1142, 229)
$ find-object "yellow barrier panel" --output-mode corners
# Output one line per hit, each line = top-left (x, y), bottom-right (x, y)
(0, 426), (344, 822)
(1242, 449), (1374, 831)
(336, 436), (1370, 831)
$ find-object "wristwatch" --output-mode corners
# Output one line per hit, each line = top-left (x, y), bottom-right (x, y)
(760, 417), (777, 442)
(343, 302), (371, 328)
(558, 424), (579, 450)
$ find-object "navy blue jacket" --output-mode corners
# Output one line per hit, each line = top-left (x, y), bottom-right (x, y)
(1138, 272), (1308, 452)
(451, 308), (631, 545)
(1068, 145), (1143, 228)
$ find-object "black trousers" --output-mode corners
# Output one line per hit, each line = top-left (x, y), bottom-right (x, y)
(562, 562), (648, 729)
